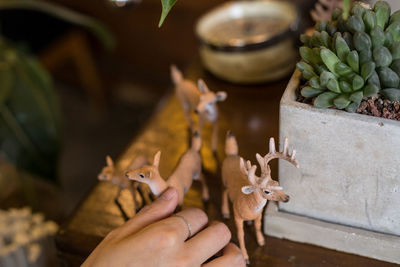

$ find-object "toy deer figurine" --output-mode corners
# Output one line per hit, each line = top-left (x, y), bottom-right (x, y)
(171, 65), (227, 153)
(126, 132), (209, 206)
(98, 155), (153, 214)
(221, 131), (299, 264)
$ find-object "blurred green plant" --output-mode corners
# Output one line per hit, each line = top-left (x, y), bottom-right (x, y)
(297, 1), (400, 112)
(0, 0), (114, 182)
(159, 0), (177, 27)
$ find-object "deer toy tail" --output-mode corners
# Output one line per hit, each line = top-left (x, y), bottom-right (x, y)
(191, 131), (202, 152)
(170, 64), (183, 85)
(225, 130), (238, 156)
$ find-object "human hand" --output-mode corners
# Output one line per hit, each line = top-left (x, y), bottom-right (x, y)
(82, 187), (245, 267)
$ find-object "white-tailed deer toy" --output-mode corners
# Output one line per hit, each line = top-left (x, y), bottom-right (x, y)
(125, 131), (209, 206)
(98, 155), (153, 214)
(171, 65), (227, 153)
(221, 131), (299, 264)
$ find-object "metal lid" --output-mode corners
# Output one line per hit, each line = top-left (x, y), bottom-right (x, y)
(196, 0), (298, 52)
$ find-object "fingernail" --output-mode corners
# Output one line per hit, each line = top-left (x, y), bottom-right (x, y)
(161, 187), (176, 200)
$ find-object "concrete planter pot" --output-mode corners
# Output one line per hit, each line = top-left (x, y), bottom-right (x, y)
(264, 70), (400, 263)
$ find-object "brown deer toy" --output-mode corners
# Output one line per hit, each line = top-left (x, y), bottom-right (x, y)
(98, 155), (152, 214)
(171, 65), (227, 153)
(125, 131), (209, 206)
(221, 131), (299, 264)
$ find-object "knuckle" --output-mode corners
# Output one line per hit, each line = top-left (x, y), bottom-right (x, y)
(188, 207), (208, 224)
(213, 221), (231, 241)
(157, 227), (179, 247)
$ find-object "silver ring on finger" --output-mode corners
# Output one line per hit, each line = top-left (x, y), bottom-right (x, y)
(173, 214), (192, 240)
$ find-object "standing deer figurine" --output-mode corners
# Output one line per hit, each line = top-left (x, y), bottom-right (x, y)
(125, 132), (209, 206)
(221, 131), (299, 264)
(98, 155), (153, 215)
(171, 65), (227, 153)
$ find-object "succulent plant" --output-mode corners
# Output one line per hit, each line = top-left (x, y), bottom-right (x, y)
(297, 1), (400, 112)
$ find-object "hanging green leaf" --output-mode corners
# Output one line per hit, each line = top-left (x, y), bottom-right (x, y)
(0, 41), (61, 182)
(159, 0), (177, 27)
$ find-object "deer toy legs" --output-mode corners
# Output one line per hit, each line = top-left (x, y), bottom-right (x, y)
(221, 189), (230, 219)
(234, 216), (249, 264)
(195, 173), (209, 201)
(254, 214), (265, 246)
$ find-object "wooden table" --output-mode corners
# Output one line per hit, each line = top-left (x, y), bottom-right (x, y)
(56, 62), (395, 267)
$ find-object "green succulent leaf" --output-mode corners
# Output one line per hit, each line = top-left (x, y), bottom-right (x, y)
(346, 102), (361, 112)
(339, 80), (353, 93)
(300, 34), (312, 46)
(363, 10), (376, 32)
(352, 74), (365, 90)
(302, 69), (317, 80)
(386, 21), (400, 42)
(359, 49), (373, 65)
(342, 32), (354, 50)
(390, 10), (400, 24)
(296, 61), (314, 73)
(373, 46), (393, 67)
(334, 94), (351, 109)
(332, 7), (342, 21)
(335, 62), (353, 76)
(347, 15), (365, 33)
(385, 31), (394, 46)
(368, 71), (381, 88)
(374, 1), (391, 29)
(311, 31), (322, 47)
(159, 0), (177, 27)
(316, 21), (328, 32)
(320, 48), (341, 75)
(320, 31), (331, 47)
(390, 58), (400, 76)
(310, 77), (323, 89)
(336, 36), (350, 61)
(353, 32), (372, 52)
(327, 21), (338, 36)
(300, 46), (317, 64)
(349, 90), (364, 103)
(378, 66), (400, 88)
(381, 88), (400, 100)
(363, 83), (380, 97)
(327, 78), (341, 93)
(320, 71), (337, 87)
(315, 65), (329, 75)
(370, 26), (386, 48)
(301, 86), (325, 98)
(314, 92), (339, 108)
(351, 3), (366, 17)
(361, 62), (376, 80)
(390, 42), (400, 60)
(346, 50), (359, 72)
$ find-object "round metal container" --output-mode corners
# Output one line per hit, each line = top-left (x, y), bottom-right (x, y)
(196, 0), (299, 84)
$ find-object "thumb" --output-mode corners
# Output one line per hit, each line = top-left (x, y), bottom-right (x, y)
(116, 187), (178, 237)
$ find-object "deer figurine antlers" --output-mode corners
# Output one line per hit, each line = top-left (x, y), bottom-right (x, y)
(171, 65), (227, 153)
(221, 132), (299, 264)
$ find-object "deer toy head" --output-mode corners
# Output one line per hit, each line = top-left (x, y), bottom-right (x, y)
(126, 151), (161, 184)
(241, 137), (299, 203)
(125, 151), (167, 196)
(240, 158), (290, 203)
(98, 156), (115, 181)
(195, 79), (227, 122)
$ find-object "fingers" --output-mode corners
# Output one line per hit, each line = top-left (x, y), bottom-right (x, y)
(185, 221), (231, 265)
(113, 187), (178, 238)
(165, 208), (208, 241)
(202, 243), (246, 267)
